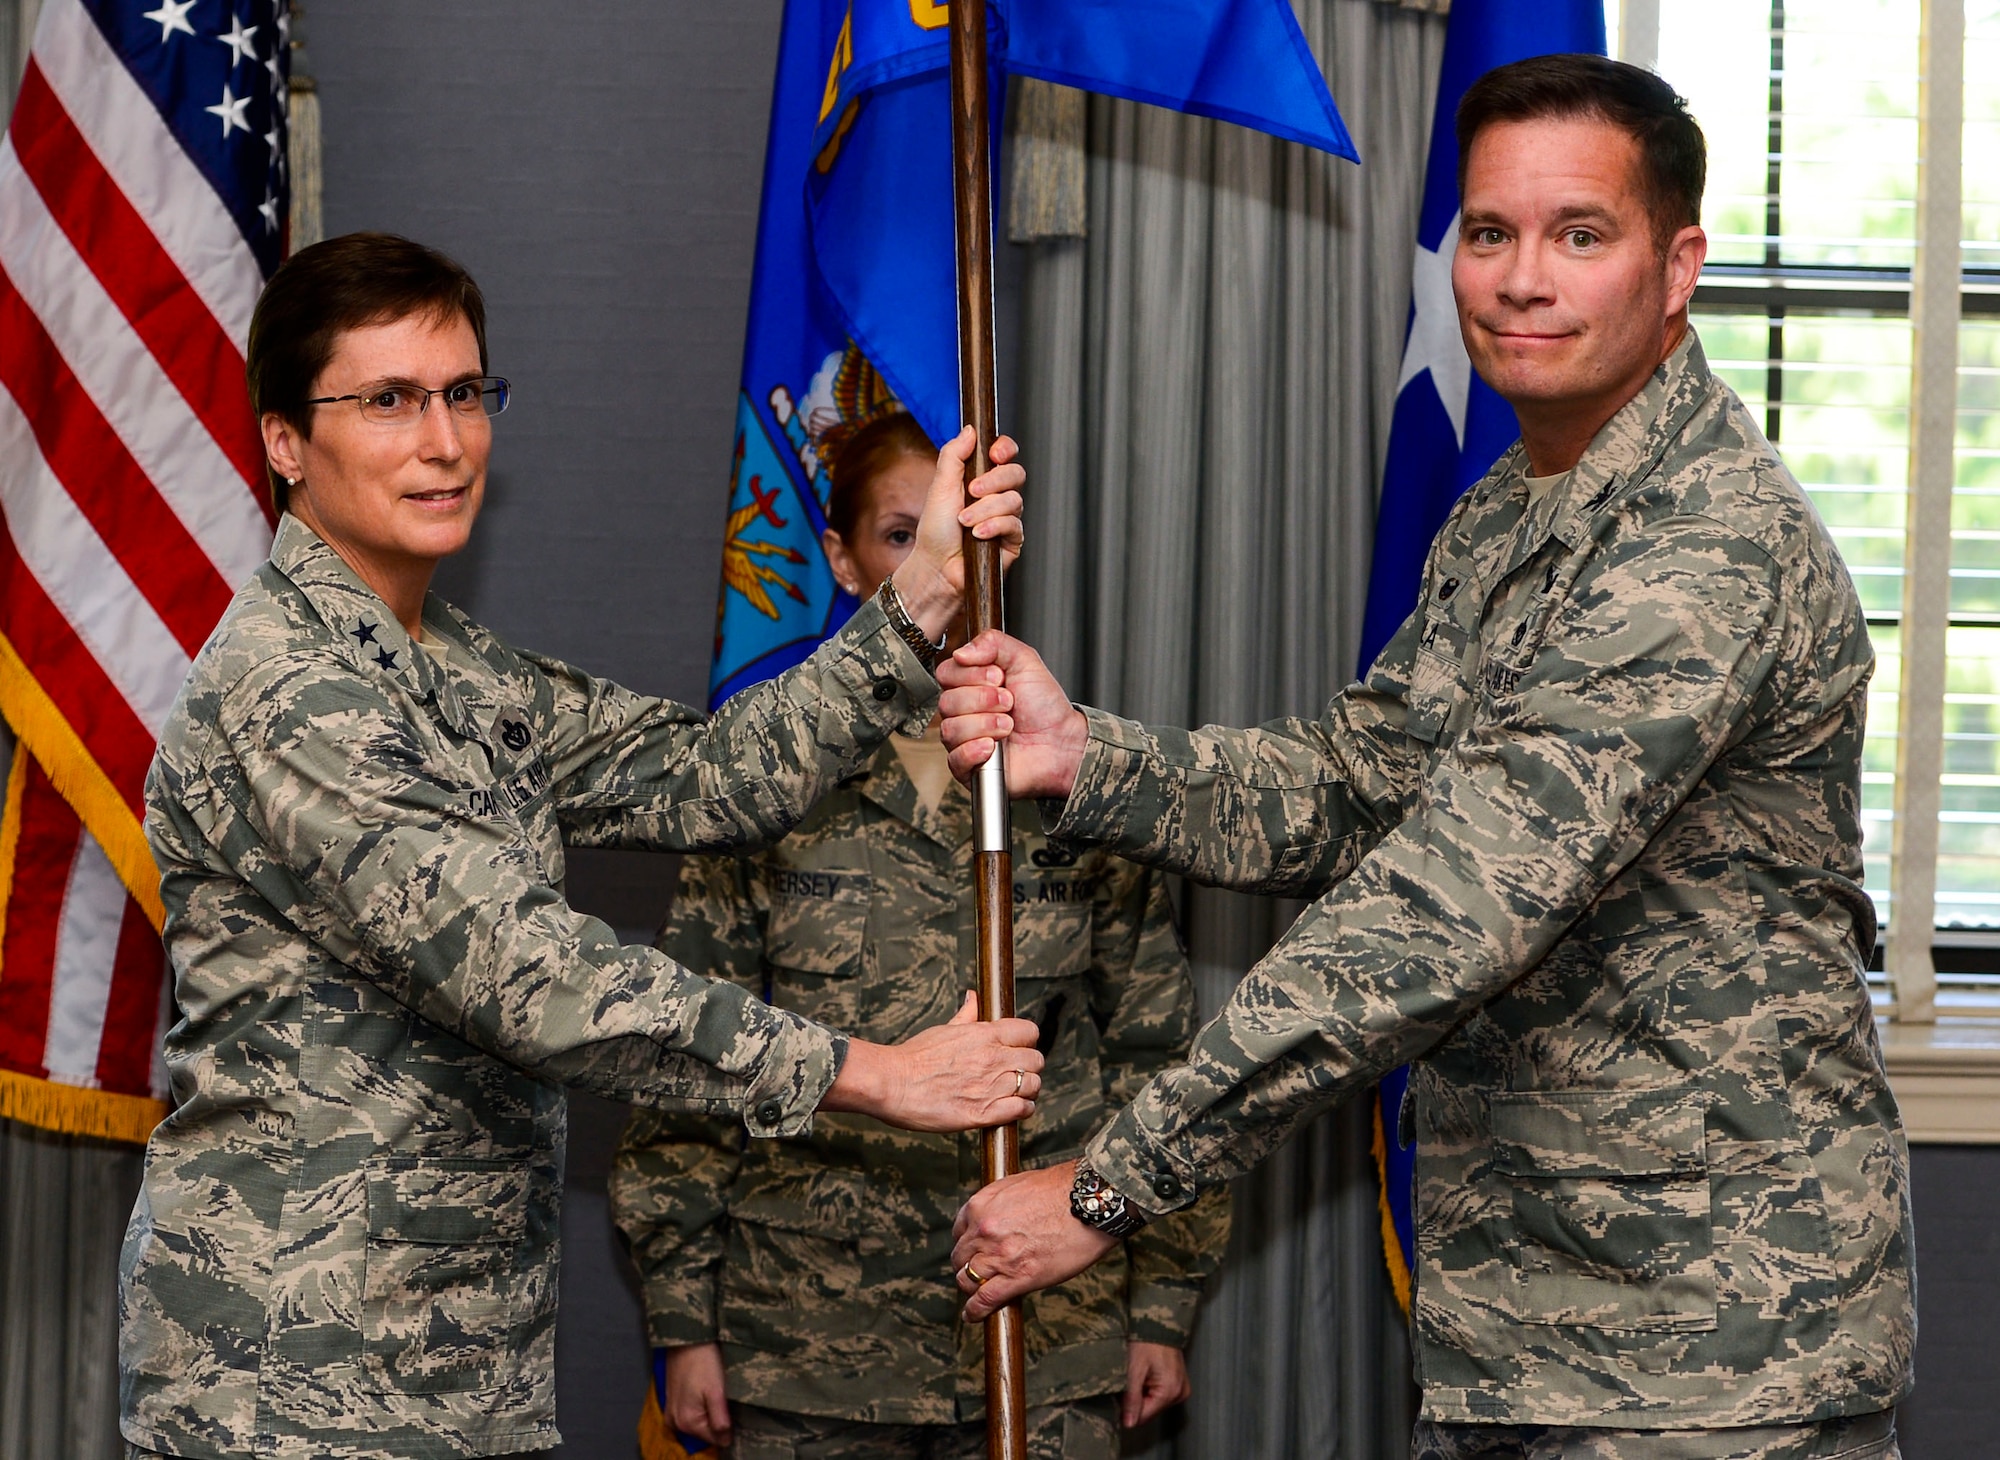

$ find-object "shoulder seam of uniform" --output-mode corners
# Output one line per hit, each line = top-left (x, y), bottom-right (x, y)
(1605, 483), (1794, 578)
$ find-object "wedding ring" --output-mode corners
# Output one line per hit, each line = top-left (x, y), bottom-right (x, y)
(964, 1262), (987, 1285)
(1013, 1069), (1025, 1095)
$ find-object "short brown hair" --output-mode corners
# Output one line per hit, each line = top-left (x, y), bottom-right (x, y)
(246, 232), (488, 511)
(1456, 54), (1706, 249)
(823, 410), (934, 541)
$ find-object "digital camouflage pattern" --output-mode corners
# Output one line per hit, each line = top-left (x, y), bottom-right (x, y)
(728, 1395), (1120, 1460)
(1055, 334), (1914, 1429)
(126, 515), (941, 1459)
(610, 737), (1227, 1425)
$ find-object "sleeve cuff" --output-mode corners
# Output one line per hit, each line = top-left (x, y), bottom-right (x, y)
(644, 1282), (721, 1348)
(1084, 1103), (1200, 1219)
(738, 1012), (844, 1139)
(812, 594), (941, 739)
(1125, 1279), (1202, 1348)
(1045, 707), (1151, 845)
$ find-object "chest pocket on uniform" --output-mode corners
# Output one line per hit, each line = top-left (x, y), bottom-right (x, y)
(1479, 555), (1569, 703)
(1012, 868), (1094, 982)
(1407, 613), (1473, 748)
(361, 1158), (530, 1394)
(1489, 1087), (1716, 1334)
(763, 867), (870, 977)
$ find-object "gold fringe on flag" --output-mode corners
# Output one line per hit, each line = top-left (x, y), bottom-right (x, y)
(0, 756), (167, 1144)
(0, 745), (25, 957)
(1370, 1095), (1413, 1316)
(287, 73), (322, 252)
(1006, 77), (1086, 243)
(0, 1067), (166, 1144)
(0, 630), (162, 930)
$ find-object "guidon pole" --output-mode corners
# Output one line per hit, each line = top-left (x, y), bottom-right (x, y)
(945, 2), (1028, 1457)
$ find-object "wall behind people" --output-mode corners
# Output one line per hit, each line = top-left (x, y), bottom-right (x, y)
(313, 3), (767, 701)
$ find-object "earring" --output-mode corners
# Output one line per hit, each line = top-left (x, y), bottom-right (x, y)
(284, 476), (297, 486)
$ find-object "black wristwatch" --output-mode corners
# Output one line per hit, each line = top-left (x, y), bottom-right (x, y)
(1069, 1159), (1149, 1239)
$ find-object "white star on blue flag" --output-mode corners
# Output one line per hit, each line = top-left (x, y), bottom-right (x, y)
(204, 84), (252, 138)
(1393, 210), (1472, 450)
(140, 0), (196, 43)
(218, 14), (260, 69)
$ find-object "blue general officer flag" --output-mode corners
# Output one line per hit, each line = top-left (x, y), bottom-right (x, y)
(710, 0), (1358, 706)
(1361, 0), (1606, 1313)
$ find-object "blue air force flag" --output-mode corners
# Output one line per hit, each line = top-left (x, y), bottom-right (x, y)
(709, 0), (1359, 707)
(1361, 0), (1607, 1313)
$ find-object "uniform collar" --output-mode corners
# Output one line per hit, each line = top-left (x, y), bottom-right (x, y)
(1454, 329), (1715, 602)
(270, 514), (491, 745)
(1543, 328), (1714, 553)
(852, 737), (968, 851)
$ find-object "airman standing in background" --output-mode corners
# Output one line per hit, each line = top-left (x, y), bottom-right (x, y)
(613, 409), (1228, 1460)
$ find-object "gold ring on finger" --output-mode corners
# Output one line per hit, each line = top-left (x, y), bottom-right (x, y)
(1013, 1069), (1025, 1096)
(963, 1262), (986, 1286)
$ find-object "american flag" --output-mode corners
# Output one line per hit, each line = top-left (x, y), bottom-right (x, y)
(0, 0), (283, 1142)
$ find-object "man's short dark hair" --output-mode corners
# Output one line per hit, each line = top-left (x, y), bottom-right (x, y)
(246, 232), (488, 512)
(1456, 54), (1706, 249)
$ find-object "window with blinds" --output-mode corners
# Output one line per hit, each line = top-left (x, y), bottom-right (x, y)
(1637, 0), (2000, 1013)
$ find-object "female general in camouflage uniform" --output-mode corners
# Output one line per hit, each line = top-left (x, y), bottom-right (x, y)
(124, 235), (1039, 1460)
(611, 412), (1229, 1460)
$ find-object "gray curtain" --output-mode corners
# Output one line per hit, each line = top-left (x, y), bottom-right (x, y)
(0, 1119), (140, 1460)
(0, 0), (37, 123)
(1008, 3), (1447, 1455)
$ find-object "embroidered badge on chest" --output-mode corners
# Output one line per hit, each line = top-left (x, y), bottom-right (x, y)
(498, 717), (532, 753)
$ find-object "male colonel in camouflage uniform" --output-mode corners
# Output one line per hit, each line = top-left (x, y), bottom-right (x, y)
(611, 727), (1228, 1459)
(123, 233), (1038, 1460)
(940, 56), (1913, 1460)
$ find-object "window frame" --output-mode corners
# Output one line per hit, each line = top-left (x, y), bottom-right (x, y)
(1623, 0), (2000, 1136)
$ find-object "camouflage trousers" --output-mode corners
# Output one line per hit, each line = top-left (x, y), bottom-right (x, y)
(728, 1397), (1119, 1460)
(1410, 1409), (1898, 1460)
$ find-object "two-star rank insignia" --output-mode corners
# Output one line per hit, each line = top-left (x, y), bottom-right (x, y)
(352, 621), (397, 670)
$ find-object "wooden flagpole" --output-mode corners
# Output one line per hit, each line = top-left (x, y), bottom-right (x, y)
(945, 3), (1028, 1457)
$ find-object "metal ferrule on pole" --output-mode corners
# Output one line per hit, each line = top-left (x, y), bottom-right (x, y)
(972, 750), (1009, 853)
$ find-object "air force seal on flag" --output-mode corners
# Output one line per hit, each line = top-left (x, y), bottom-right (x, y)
(710, 344), (903, 706)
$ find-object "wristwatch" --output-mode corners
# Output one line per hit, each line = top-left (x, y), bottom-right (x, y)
(1069, 1159), (1149, 1239)
(876, 577), (949, 673)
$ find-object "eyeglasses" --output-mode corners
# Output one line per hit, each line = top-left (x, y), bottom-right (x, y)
(306, 376), (511, 426)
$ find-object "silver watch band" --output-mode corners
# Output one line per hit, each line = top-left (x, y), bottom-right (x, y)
(876, 577), (948, 672)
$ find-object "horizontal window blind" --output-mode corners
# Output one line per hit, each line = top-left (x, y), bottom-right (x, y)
(1645, 0), (2000, 1010)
